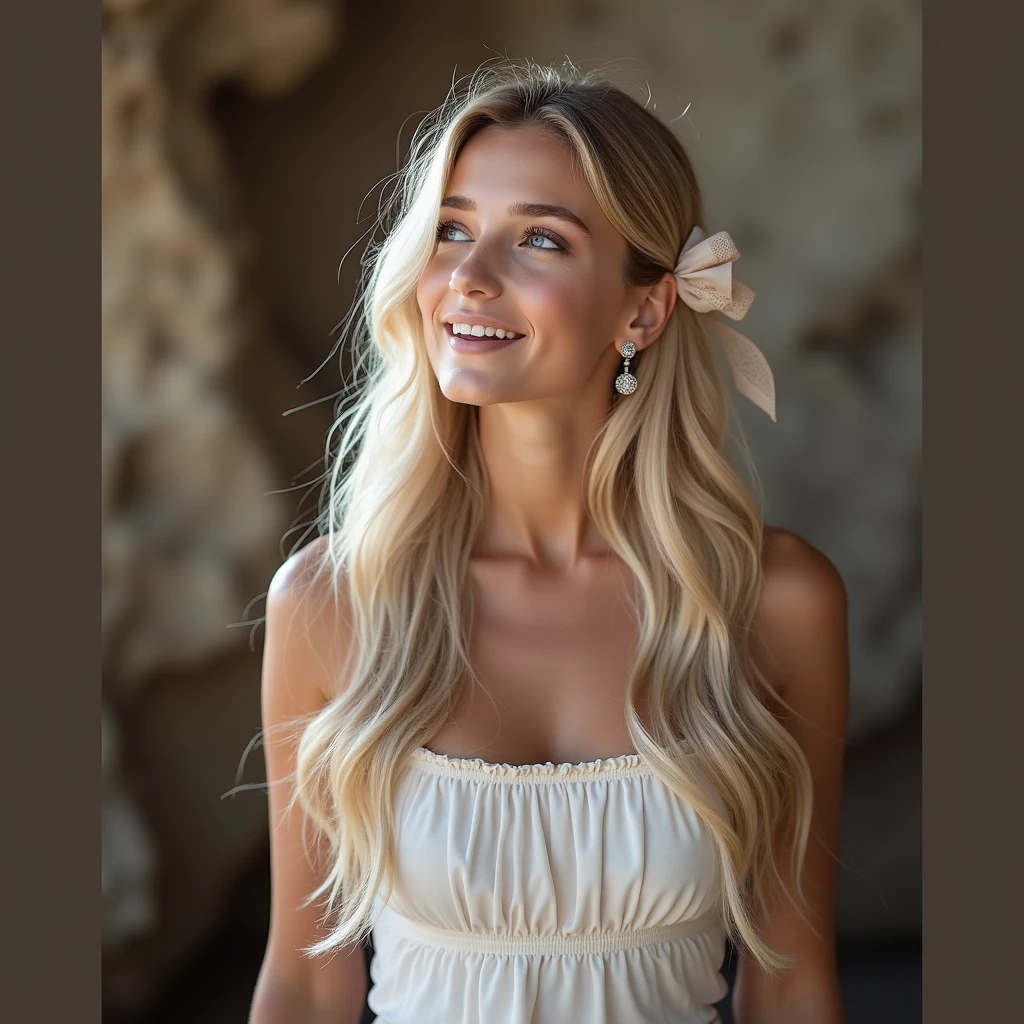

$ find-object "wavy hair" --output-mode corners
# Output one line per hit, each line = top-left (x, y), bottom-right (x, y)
(286, 59), (813, 973)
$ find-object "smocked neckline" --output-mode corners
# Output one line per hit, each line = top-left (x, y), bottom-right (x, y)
(410, 744), (652, 782)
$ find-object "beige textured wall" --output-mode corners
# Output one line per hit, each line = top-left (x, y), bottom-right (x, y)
(101, 0), (339, 1012)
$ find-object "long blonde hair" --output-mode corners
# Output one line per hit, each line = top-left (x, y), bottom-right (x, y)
(288, 59), (813, 972)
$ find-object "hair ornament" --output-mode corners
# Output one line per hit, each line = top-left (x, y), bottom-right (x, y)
(673, 226), (776, 422)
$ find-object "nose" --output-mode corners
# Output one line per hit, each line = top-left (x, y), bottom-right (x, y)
(448, 243), (502, 298)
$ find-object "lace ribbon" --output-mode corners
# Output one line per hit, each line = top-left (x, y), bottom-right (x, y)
(673, 226), (776, 422)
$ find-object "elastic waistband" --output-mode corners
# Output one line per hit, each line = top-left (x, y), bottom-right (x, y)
(378, 908), (720, 956)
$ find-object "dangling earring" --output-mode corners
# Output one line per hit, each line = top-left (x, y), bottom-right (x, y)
(614, 341), (638, 395)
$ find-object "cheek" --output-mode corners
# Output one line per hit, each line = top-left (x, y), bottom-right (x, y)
(508, 271), (589, 354)
(415, 260), (449, 320)
(521, 271), (618, 365)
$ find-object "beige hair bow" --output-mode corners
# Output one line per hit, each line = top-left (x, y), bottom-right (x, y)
(673, 226), (776, 422)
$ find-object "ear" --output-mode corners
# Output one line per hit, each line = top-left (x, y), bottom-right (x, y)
(622, 272), (678, 353)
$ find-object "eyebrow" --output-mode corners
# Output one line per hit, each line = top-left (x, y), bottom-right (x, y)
(439, 195), (592, 237)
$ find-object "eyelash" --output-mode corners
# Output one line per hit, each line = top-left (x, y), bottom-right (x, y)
(435, 220), (568, 253)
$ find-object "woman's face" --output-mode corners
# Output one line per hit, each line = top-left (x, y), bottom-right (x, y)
(416, 124), (641, 407)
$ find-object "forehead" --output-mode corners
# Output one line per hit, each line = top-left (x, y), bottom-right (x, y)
(446, 124), (611, 232)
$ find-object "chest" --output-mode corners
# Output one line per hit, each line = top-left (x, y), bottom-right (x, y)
(427, 557), (653, 764)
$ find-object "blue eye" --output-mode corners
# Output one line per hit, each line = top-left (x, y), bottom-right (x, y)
(436, 221), (470, 243)
(524, 229), (562, 250)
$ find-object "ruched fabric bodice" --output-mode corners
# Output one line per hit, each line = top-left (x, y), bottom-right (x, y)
(365, 745), (729, 1024)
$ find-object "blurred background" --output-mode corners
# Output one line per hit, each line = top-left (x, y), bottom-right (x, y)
(101, 0), (921, 1021)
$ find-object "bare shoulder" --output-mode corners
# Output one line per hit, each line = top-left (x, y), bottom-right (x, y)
(753, 525), (849, 704)
(264, 533), (355, 708)
(759, 525), (847, 616)
(267, 533), (339, 606)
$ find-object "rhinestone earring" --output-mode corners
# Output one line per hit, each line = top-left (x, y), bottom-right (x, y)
(614, 341), (638, 395)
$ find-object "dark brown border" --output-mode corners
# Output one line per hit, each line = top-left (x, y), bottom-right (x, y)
(925, 2), (1021, 1020)
(0, 1), (99, 1021)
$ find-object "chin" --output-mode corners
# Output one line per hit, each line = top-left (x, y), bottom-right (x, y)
(437, 370), (512, 407)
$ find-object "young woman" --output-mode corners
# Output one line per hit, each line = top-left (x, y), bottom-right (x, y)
(249, 60), (849, 1024)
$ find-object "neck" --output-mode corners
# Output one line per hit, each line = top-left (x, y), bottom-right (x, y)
(474, 390), (615, 570)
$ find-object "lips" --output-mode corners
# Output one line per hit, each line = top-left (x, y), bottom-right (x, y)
(444, 321), (523, 354)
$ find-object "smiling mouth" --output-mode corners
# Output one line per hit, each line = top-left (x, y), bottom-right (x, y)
(443, 322), (525, 352)
(444, 321), (525, 340)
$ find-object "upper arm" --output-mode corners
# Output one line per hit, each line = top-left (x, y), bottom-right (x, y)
(253, 536), (368, 1011)
(733, 527), (850, 1022)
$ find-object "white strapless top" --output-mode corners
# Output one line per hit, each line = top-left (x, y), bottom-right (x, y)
(366, 745), (729, 1024)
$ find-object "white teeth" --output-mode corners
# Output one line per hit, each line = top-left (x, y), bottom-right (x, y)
(449, 322), (521, 339)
